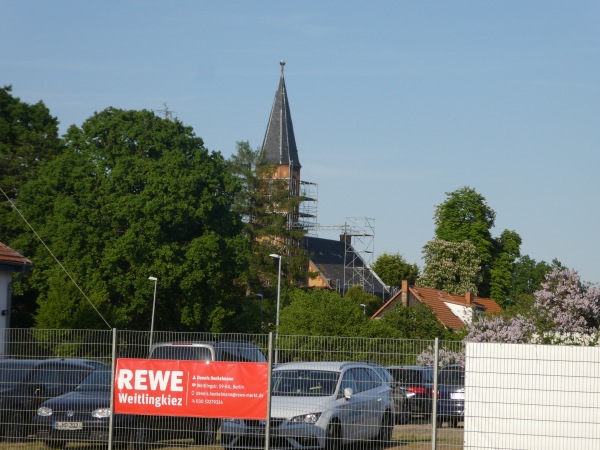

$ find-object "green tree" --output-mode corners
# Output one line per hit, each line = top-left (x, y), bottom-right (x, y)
(378, 303), (454, 340)
(432, 186), (523, 299)
(372, 252), (419, 289)
(0, 86), (63, 326)
(279, 288), (366, 337)
(489, 230), (522, 308)
(344, 285), (382, 317)
(419, 239), (482, 296)
(433, 187), (495, 296)
(227, 141), (310, 327)
(13, 107), (247, 331)
(0, 85), (62, 243)
(504, 256), (563, 315)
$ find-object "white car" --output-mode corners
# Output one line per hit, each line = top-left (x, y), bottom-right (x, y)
(221, 361), (395, 449)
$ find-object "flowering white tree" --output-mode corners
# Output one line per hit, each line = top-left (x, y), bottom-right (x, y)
(418, 239), (482, 296)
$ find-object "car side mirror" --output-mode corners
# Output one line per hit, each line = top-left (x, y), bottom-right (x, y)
(343, 387), (353, 400)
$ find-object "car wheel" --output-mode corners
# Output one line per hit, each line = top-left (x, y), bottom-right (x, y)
(377, 411), (393, 444)
(449, 417), (459, 428)
(325, 420), (342, 450)
(398, 403), (412, 425)
(42, 440), (66, 449)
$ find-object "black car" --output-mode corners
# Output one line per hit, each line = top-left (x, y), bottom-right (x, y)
(0, 358), (107, 441)
(435, 364), (465, 428)
(363, 362), (412, 424)
(35, 367), (134, 449)
(387, 365), (434, 415)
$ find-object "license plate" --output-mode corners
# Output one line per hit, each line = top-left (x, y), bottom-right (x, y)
(450, 392), (464, 400)
(55, 422), (83, 430)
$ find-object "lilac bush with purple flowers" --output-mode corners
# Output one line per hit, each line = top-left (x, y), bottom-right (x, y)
(466, 268), (600, 345)
(418, 268), (600, 364)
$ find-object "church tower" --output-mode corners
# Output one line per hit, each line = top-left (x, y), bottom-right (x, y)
(261, 60), (301, 195)
(261, 61), (316, 231)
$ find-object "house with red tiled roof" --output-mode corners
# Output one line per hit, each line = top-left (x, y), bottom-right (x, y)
(371, 280), (502, 330)
(0, 243), (33, 335)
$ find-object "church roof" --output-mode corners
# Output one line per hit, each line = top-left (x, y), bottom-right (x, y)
(261, 61), (301, 169)
(302, 236), (389, 299)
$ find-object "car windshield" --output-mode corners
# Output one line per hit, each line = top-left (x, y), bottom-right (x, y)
(75, 369), (111, 392)
(390, 368), (433, 384)
(272, 370), (339, 397)
(151, 345), (213, 361)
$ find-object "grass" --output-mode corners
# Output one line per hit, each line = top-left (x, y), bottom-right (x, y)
(4, 423), (463, 449)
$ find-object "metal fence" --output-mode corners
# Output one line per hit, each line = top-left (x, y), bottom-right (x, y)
(0, 329), (597, 450)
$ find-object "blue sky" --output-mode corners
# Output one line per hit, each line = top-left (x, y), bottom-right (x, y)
(3, 1), (599, 284)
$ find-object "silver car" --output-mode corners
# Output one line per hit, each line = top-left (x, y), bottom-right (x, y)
(221, 361), (395, 450)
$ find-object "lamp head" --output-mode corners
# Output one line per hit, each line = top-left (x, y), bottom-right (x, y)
(148, 276), (158, 281)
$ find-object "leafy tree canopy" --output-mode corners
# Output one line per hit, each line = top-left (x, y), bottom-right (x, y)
(227, 141), (310, 311)
(1, 85), (62, 244)
(279, 288), (366, 337)
(430, 186), (527, 301)
(344, 285), (383, 318)
(434, 186), (495, 264)
(505, 256), (563, 313)
(378, 302), (454, 340)
(12, 108), (247, 331)
(372, 252), (419, 288)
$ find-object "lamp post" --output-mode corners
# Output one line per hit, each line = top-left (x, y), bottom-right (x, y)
(360, 303), (366, 316)
(269, 254), (282, 364)
(148, 276), (158, 350)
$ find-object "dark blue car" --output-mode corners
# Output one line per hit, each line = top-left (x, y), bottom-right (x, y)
(0, 358), (106, 442)
(35, 367), (133, 449)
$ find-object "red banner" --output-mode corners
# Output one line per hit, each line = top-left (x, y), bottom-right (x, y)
(114, 359), (268, 419)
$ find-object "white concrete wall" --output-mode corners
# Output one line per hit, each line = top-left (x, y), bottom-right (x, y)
(465, 342), (600, 449)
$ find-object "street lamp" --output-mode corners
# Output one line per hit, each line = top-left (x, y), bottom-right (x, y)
(148, 276), (158, 350)
(269, 254), (282, 363)
(360, 303), (366, 316)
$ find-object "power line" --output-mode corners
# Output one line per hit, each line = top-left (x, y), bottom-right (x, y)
(1, 187), (112, 329)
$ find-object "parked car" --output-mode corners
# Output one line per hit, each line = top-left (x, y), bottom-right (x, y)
(363, 362), (411, 424)
(221, 361), (396, 450)
(149, 340), (267, 363)
(435, 364), (465, 428)
(387, 365), (434, 416)
(0, 358), (107, 441)
(35, 367), (134, 449)
(129, 340), (267, 447)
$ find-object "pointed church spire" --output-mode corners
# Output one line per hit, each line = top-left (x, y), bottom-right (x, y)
(262, 60), (301, 169)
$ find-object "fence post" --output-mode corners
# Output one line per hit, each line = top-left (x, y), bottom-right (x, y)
(108, 327), (117, 450)
(431, 337), (440, 450)
(264, 332), (274, 450)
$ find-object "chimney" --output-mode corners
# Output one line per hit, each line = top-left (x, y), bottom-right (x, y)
(465, 291), (474, 304)
(401, 280), (409, 307)
(340, 234), (352, 245)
